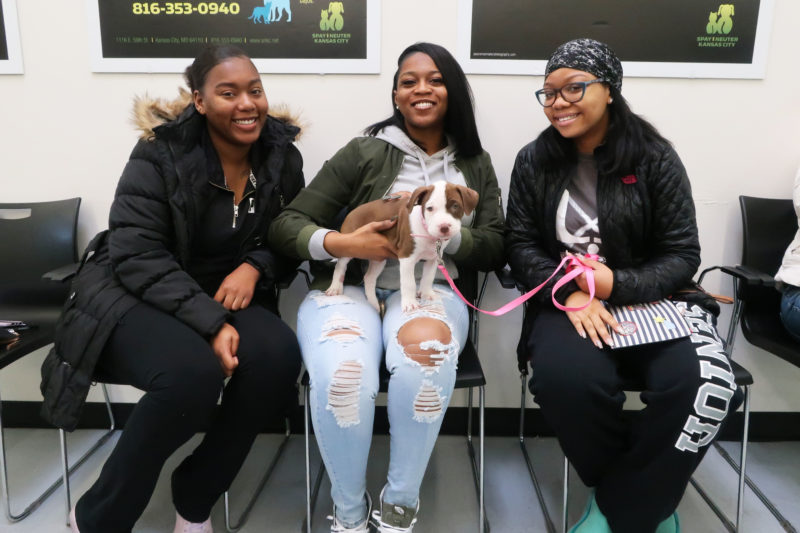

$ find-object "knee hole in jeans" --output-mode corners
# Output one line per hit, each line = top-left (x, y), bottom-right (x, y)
(397, 317), (454, 370)
(319, 313), (365, 345)
(397, 317), (456, 422)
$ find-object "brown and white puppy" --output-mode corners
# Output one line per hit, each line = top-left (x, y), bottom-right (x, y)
(325, 181), (479, 312)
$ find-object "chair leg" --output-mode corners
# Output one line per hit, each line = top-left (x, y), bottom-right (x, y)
(736, 384), (750, 532)
(518, 374), (557, 533)
(62, 383), (117, 526)
(223, 418), (292, 532)
(302, 383), (325, 533)
(479, 385), (485, 533)
(465, 386), (490, 533)
(712, 385), (795, 532)
(0, 383), (115, 524)
(562, 456), (569, 533)
(60, 428), (70, 526)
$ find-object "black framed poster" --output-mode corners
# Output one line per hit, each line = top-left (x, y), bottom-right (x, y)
(0, 0), (23, 74)
(457, 0), (774, 78)
(87, 0), (379, 73)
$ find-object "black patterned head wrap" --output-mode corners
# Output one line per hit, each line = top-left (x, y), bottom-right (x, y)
(545, 38), (623, 91)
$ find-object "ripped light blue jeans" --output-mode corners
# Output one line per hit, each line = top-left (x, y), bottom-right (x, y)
(296, 283), (468, 528)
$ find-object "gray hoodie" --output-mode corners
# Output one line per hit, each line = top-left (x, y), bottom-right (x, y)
(309, 125), (473, 290)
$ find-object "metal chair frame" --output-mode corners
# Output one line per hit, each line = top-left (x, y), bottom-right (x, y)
(0, 384), (114, 524)
(222, 419), (292, 532)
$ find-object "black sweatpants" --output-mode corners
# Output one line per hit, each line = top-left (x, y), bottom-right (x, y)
(527, 301), (741, 533)
(74, 302), (301, 533)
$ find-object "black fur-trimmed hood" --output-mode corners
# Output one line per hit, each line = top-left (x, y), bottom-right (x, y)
(131, 88), (304, 142)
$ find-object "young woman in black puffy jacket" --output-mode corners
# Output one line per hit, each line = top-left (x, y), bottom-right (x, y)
(505, 38), (741, 533)
(42, 45), (303, 533)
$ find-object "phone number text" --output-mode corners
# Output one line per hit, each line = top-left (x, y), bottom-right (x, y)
(132, 2), (241, 15)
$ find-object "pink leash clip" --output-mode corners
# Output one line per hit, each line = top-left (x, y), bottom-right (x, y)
(437, 253), (597, 317)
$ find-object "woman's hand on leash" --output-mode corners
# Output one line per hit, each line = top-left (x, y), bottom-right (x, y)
(215, 263), (261, 311)
(211, 323), (239, 376)
(564, 291), (620, 349)
(573, 257), (614, 300)
(324, 219), (399, 260)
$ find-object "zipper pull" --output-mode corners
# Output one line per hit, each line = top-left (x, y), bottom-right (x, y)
(279, 193), (286, 209)
(232, 204), (239, 228)
(248, 197), (255, 214)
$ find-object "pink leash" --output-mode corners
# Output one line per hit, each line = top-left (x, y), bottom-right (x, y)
(437, 253), (596, 317)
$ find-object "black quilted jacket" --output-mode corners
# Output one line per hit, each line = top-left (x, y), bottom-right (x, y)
(505, 139), (701, 308)
(40, 104), (303, 431)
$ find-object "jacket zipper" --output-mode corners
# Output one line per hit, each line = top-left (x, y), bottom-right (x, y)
(211, 171), (258, 228)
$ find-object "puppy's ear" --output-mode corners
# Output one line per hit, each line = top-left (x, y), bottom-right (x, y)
(456, 185), (479, 215)
(408, 185), (434, 213)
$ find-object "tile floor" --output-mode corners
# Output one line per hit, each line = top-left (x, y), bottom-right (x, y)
(0, 428), (797, 532)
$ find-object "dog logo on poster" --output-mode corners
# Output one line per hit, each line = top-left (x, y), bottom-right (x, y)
(320, 2), (344, 31)
(706, 4), (735, 34)
(269, 0), (292, 22)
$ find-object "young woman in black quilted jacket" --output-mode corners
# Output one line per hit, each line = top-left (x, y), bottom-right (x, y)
(505, 39), (741, 533)
(46, 45), (304, 533)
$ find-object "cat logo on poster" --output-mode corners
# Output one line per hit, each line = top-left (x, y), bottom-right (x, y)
(247, 0), (292, 24)
(706, 4), (734, 35)
(320, 2), (344, 31)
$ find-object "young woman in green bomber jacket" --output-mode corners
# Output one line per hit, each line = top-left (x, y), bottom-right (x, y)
(269, 43), (504, 533)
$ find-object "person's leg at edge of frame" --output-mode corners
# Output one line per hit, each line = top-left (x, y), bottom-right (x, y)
(780, 285), (800, 341)
(296, 286), (383, 530)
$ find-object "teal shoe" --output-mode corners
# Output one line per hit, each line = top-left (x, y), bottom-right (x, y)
(655, 512), (680, 533)
(568, 493), (612, 533)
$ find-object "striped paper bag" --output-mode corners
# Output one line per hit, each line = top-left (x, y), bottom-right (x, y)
(607, 299), (692, 349)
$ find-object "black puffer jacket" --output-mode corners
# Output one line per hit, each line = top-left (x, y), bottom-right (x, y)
(40, 97), (304, 431)
(506, 139), (702, 307)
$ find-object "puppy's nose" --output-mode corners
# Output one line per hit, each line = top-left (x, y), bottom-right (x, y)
(439, 224), (451, 235)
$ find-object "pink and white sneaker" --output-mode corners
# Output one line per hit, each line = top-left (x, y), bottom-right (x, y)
(173, 511), (213, 533)
(69, 506), (80, 533)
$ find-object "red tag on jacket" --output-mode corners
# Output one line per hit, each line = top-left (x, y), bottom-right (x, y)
(621, 175), (637, 184)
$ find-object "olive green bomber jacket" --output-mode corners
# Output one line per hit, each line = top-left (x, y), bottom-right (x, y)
(268, 135), (505, 289)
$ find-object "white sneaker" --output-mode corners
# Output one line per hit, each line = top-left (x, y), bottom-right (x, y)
(370, 486), (418, 532)
(69, 506), (80, 533)
(328, 492), (372, 532)
(173, 511), (213, 533)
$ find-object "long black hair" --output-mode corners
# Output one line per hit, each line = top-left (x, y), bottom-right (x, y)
(184, 45), (250, 93)
(365, 42), (483, 158)
(533, 85), (670, 176)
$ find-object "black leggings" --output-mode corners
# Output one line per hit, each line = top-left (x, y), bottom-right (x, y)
(74, 302), (301, 533)
(526, 303), (741, 533)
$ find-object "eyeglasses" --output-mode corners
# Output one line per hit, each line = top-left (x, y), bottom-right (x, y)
(535, 79), (607, 107)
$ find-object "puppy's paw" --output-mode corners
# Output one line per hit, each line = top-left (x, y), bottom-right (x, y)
(418, 289), (439, 302)
(401, 298), (420, 313)
(367, 294), (381, 313)
(324, 283), (344, 296)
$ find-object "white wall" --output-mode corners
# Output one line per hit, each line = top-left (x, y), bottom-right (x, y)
(2, 0), (800, 413)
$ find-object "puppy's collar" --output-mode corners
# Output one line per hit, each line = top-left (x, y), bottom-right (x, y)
(410, 207), (446, 264)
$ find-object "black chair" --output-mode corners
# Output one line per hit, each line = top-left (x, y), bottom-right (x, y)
(301, 269), (490, 533)
(0, 199), (115, 524)
(513, 286), (754, 533)
(695, 195), (800, 531)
